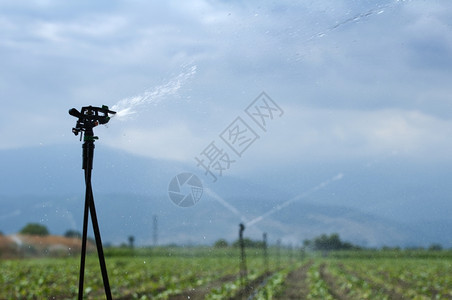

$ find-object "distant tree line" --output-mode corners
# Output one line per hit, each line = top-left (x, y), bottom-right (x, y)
(303, 233), (361, 251)
(19, 223), (49, 236)
(9, 224), (448, 251)
(17, 223), (85, 239)
(213, 234), (362, 250)
(213, 238), (265, 248)
(64, 230), (82, 238)
(382, 244), (443, 251)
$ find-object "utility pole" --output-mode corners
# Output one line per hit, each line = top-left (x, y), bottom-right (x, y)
(239, 223), (247, 287)
(153, 215), (158, 247)
(276, 238), (281, 270)
(263, 232), (269, 274)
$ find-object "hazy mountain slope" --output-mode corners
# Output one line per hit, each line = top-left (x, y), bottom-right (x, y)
(1, 146), (451, 248)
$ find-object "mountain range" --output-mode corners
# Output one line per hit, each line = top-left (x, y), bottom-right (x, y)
(1, 145), (451, 248)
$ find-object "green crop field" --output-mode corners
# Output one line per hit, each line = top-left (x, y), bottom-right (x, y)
(1, 248), (451, 299)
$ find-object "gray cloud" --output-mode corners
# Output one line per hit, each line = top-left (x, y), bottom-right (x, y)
(1, 0), (451, 167)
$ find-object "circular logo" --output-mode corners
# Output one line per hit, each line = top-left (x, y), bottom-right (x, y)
(168, 173), (203, 207)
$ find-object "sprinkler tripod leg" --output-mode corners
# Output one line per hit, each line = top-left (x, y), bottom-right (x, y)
(88, 187), (112, 299)
(77, 141), (112, 300)
(78, 179), (90, 300)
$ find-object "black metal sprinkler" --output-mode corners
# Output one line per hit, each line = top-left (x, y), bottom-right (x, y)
(239, 223), (248, 287)
(69, 105), (116, 300)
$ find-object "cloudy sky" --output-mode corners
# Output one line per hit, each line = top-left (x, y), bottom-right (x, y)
(2, 0), (452, 247)
(1, 0), (452, 173)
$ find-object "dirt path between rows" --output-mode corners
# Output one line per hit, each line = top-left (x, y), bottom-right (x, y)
(274, 260), (313, 300)
(319, 263), (350, 300)
(230, 272), (272, 300)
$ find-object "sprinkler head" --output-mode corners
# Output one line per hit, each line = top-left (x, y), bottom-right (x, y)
(69, 105), (116, 141)
(69, 108), (81, 118)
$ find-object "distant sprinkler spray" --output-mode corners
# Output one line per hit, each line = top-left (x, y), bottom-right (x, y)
(296, 0), (410, 61)
(204, 187), (249, 224)
(246, 173), (344, 227)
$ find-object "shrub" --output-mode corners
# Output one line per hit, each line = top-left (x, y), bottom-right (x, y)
(20, 223), (49, 236)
